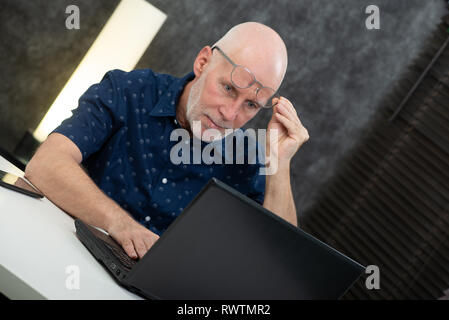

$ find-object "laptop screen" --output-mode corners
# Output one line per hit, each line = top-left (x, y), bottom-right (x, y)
(125, 179), (365, 299)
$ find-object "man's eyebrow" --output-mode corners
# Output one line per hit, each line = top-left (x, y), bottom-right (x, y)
(218, 76), (232, 85)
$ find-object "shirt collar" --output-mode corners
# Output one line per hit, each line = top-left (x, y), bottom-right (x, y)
(149, 71), (195, 117)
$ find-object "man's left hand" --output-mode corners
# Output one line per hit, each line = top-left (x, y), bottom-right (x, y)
(266, 97), (309, 167)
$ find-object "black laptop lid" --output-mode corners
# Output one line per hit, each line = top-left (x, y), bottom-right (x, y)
(125, 179), (365, 299)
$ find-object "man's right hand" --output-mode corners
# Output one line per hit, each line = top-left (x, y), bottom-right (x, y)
(25, 133), (160, 260)
(107, 214), (160, 259)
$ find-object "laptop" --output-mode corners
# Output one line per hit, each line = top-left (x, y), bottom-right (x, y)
(75, 178), (365, 299)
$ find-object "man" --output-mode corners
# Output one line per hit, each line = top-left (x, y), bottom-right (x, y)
(25, 22), (309, 260)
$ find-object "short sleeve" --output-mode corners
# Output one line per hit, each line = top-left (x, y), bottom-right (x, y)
(52, 70), (123, 161)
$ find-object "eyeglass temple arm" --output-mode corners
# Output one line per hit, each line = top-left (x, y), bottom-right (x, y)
(211, 46), (238, 67)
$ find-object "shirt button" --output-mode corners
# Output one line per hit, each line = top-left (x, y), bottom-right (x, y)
(145, 216), (151, 222)
(162, 178), (168, 184)
(174, 118), (178, 125)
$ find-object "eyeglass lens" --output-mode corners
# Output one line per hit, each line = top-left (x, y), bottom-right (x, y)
(231, 66), (278, 108)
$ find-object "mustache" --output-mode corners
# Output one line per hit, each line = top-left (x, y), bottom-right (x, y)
(205, 114), (233, 130)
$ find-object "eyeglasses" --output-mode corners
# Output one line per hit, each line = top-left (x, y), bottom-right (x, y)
(211, 46), (280, 109)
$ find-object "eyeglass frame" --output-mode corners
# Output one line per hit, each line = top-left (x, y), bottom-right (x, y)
(211, 46), (280, 109)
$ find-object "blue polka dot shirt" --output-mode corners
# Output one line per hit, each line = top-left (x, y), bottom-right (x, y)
(52, 69), (266, 235)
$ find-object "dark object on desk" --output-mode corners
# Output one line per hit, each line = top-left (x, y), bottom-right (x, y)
(13, 129), (41, 166)
(75, 178), (365, 300)
(0, 146), (26, 172)
(0, 170), (44, 198)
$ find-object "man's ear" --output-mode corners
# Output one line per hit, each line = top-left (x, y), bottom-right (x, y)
(192, 46), (213, 77)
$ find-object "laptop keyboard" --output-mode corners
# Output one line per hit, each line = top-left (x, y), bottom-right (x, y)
(102, 241), (138, 270)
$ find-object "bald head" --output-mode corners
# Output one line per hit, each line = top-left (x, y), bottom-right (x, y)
(211, 22), (288, 91)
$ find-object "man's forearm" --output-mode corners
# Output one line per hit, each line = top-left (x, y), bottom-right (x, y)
(262, 162), (298, 227)
(25, 151), (128, 232)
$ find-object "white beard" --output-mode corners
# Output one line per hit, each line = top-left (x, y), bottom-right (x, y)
(185, 72), (207, 140)
(184, 71), (235, 142)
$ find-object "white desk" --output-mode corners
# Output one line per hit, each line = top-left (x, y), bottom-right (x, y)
(0, 155), (140, 299)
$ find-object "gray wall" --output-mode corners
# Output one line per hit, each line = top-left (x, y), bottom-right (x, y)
(0, 0), (119, 150)
(0, 0), (447, 218)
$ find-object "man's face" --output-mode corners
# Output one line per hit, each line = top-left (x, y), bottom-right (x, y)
(185, 57), (262, 141)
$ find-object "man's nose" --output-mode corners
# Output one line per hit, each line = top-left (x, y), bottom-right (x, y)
(218, 100), (241, 123)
